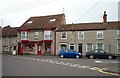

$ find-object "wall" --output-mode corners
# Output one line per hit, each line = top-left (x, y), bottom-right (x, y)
(56, 29), (118, 55)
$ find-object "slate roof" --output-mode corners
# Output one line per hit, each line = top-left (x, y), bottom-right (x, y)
(20, 13), (65, 30)
(2, 27), (20, 37)
(57, 21), (120, 31)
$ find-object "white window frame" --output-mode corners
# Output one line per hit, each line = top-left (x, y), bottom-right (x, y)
(61, 32), (67, 39)
(69, 43), (75, 50)
(78, 31), (84, 39)
(117, 30), (120, 39)
(21, 32), (29, 40)
(86, 43), (93, 52)
(117, 43), (120, 54)
(96, 43), (104, 50)
(97, 31), (103, 39)
(44, 30), (52, 40)
(35, 32), (39, 38)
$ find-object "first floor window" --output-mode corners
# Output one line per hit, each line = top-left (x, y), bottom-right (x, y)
(21, 32), (29, 40)
(97, 31), (103, 39)
(78, 31), (84, 39)
(44, 31), (52, 40)
(69, 44), (75, 50)
(97, 43), (104, 50)
(118, 43), (120, 54)
(86, 43), (93, 52)
(35, 32), (39, 38)
(61, 32), (67, 39)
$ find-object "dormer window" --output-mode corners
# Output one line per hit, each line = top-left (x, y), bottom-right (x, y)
(49, 19), (56, 22)
(27, 21), (33, 24)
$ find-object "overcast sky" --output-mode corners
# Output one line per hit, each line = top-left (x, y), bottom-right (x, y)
(0, 0), (119, 27)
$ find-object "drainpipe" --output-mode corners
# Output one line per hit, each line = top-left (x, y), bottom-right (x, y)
(54, 29), (56, 56)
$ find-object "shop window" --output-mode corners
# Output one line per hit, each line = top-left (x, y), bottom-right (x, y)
(23, 43), (35, 52)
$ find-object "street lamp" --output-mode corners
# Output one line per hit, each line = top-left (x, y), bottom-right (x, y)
(109, 43), (111, 53)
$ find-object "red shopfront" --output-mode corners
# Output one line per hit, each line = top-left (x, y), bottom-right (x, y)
(19, 40), (43, 55)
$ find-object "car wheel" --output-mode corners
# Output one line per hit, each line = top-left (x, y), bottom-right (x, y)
(76, 55), (80, 59)
(89, 55), (94, 59)
(108, 55), (113, 60)
(60, 55), (64, 58)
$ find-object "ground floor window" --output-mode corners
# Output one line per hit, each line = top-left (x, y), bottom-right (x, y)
(45, 42), (51, 52)
(69, 44), (75, 50)
(3, 46), (9, 51)
(60, 44), (67, 49)
(118, 43), (120, 54)
(86, 43), (93, 52)
(23, 43), (35, 52)
(97, 43), (104, 50)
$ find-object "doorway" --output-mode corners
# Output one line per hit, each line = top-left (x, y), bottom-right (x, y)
(18, 43), (21, 54)
(78, 44), (82, 54)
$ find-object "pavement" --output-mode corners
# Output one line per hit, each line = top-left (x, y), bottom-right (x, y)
(96, 57), (120, 76)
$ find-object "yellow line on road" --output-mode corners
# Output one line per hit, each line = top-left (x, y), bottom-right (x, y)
(98, 67), (120, 76)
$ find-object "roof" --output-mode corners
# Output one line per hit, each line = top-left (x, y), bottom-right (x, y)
(57, 21), (120, 31)
(20, 13), (65, 30)
(2, 27), (20, 37)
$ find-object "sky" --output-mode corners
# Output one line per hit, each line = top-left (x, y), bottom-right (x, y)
(0, 0), (119, 27)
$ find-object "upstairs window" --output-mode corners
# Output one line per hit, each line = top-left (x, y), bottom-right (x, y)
(78, 31), (84, 39)
(44, 31), (52, 40)
(21, 32), (29, 40)
(35, 32), (39, 38)
(97, 31), (103, 39)
(117, 30), (120, 39)
(61, 32), (67, 39)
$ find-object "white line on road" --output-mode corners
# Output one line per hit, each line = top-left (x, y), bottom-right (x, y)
(90, 67), (100, 70)
(95, 61), (120, 64)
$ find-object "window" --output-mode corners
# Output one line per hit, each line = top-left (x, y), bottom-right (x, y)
(78, 31), (84, 39)
(3, 46), (9, 51)
(118, 43), (120, 54)
(23, 43), (35, 51)
(44, 31), (52, 40)
(35, 32), (39, 38)
(86, 43), (93, 52)
(97, 43), (104, 50)
(21, 32), (29, 40)
(61, 32), (67, 39)
(27, 21), (33, 24)
(117, 30), (120, 39)
(97, 31), (103, 39)
(4, 37), (9, 43)
(49, 19), (56, 22)
(69, 44), (75, 50)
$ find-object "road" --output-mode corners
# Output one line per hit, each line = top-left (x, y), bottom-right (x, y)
(2, 54), (119, 77)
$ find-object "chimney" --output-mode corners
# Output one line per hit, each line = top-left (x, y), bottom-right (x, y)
(103, 11), (107, 23)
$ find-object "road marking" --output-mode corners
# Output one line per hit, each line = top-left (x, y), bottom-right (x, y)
(95, 61), (120, 64)
(90, 67), (100, 70)
(99, 67), (120, 76)
(49, 60), (55, 63)
(36, 59), (40, 61)
(41, 60), (44, 62)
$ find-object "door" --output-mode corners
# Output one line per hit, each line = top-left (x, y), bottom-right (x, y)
(78, 44), (82, 54)
(18, 43), (21, 54)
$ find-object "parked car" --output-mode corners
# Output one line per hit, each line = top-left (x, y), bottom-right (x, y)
(86, 49), (117, 60)
(59, 49), (82, 59)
